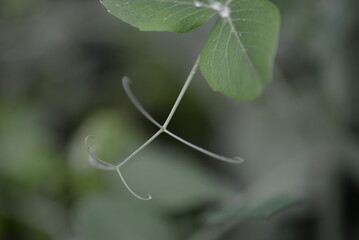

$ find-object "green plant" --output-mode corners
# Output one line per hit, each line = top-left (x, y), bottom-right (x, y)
(86, 0), (280, 200)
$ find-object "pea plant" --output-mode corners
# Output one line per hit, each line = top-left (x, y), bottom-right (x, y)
(86, 0), (280, 200)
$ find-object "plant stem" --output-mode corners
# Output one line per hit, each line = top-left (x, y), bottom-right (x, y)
(162, 56), (200, 129)
(123, 77), (162, 128)
(116, 129), (163, 168)
(164, 129), (243, 164)
(116, 166), (152, 200)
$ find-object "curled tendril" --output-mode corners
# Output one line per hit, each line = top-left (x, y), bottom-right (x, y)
(122, 77), (162, 128)
(85, 135), (116, 170)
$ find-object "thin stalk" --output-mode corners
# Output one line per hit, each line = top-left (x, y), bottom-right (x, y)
(115, 130), (162, 200)
(116, 166), (152, 200)
(164, 129), (243, 164)
(116, 129), (163, 168)
(162, 56), (200, 129)
(122, 77), (162, 128)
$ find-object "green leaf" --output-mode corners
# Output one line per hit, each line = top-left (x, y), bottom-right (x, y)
(101, 0), (216, 33)
(200, 0), (280, 100)
(101, 0), (281, 100)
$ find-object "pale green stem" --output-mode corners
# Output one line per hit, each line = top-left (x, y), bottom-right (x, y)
(164, 129), (244, 164)
(162, 56), (200, 129)
(122, 77), (162, 129)
(116, 129), (163, 168)
(116, 130), (162, 200)
(116, 166), (152, 200)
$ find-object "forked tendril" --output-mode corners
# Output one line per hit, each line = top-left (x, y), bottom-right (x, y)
(122, 77), (244, 164)
(85, 56), (244, 200)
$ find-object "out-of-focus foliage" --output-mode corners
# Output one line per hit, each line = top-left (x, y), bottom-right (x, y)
(0, 0), (359, 240)
(75, 195), (179, 240)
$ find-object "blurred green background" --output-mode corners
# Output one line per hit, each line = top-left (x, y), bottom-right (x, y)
(1, 0), (359, 239)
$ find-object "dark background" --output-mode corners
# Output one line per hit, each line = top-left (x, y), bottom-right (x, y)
(0, 0), (359, 239)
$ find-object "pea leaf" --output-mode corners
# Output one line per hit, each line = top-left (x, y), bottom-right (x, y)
(101, 0), (280, 100)
(200, 0), (280, 100)
(101, 0), (216, 33)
